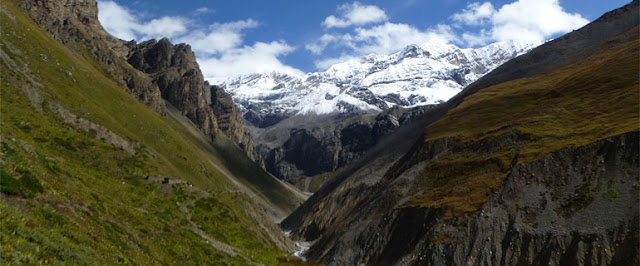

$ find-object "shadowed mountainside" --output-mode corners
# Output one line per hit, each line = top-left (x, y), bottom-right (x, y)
(282, 1), (640, 265)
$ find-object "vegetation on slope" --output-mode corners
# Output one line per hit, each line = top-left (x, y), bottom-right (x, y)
(404, 28), (639, 218)
(0, 1), (291, 264)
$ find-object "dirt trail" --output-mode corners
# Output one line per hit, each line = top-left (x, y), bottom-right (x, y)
(180, 189), (242, 257)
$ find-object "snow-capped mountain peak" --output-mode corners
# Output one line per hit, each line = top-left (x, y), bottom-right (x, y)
(220, 40), (538, 127)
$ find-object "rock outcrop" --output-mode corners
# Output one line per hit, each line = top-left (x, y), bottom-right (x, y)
(126, 39), (260, 164)
(211, 85), (262, 165)
(127, 39), (217, 141)
(17, 0), (261, 164)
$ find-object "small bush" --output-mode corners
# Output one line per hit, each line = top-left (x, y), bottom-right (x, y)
(52, 137), (76, 151)
(551, 186), (564, 201)
(0, 166), (44, 197)
(603, 189), (619, 201)
(0, 167), (22, 195)
(19, 171), (44, 197)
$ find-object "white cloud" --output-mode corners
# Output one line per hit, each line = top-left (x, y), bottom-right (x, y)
(308, 0), (589, 70)
(451, 2), (495, 26)
(97, 1), (139, 40)
(454, 0), (589, 45)
(97, 1), (302, 82)
(195, 7), (214, 14)
(176, 19), (258, 55)
(314, 54), (359, 70)
(138, 16), (189, 40)
(305, 34), (345, 55)
(351, 23), (457, 55)
(308, 23), (457, 69)
(199, 41), (305, 83)
(461, 30), (492, 47)
(98, 1), (189, 41)
(322, 2), (388, 28)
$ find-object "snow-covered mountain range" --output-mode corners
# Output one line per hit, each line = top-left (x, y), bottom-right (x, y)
(220, 41), (537, 127)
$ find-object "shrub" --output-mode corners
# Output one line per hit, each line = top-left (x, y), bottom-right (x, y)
(0, 166), (44, 197)
(603, 189), (619, 201)
(0, 166), (22, 195)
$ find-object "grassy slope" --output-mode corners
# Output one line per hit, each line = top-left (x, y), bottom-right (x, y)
(0, 1), (292, 264)
(404, 28), (639, 218)
(210, 133), (305, 213)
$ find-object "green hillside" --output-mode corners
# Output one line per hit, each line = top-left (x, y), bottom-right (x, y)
(405, 27), (639, 218)
(0, 0), (295, 264)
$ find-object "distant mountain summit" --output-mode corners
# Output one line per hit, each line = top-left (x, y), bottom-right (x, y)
(222, 41), (536, 127)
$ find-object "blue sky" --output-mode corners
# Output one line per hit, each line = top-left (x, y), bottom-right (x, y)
(97, 0), (630, 82)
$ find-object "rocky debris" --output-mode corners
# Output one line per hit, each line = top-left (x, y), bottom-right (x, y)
(144, 175), (193, 194)
(0, 44), (137, 155)
(49, 102), (137, 154)
(372, 114), (400, 139)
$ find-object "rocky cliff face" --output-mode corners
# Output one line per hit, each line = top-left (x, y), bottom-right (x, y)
(282, 1), (640, 264)
(17, 0), (261, 164)
(127, 38), (217, 139)
(210, 85), (262, 166)
(264, 105), (431, 191)
(17, 0), (165, 113)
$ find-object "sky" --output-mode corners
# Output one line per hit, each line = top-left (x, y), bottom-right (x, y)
(97, 0), (630, 83)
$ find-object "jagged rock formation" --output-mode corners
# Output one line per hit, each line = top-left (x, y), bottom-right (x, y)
(17, 0), (261, 164)
(281, 1), (640, 265)
(17, 0), (165, 113)
(127, 38), (218, 138)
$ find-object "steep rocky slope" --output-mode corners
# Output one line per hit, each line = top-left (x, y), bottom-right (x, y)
(282, 1), (640, 265)
(0, 0), (305, 263)
(17, 0), (261, 165)
(126, 39), (262, 165)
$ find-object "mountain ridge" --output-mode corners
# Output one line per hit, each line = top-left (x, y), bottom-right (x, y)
(223, 40), (536, 127)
